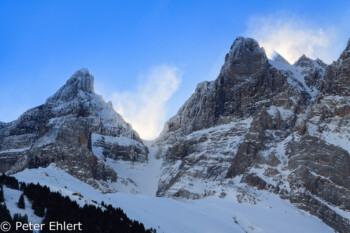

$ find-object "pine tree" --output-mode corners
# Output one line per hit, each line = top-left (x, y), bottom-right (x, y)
(19, 182), (26, 191)
(18, 194), (25, 209)
(0, 203), (12, 224)
(0, 186), (4, 202)
(13, 214), (28, 233)
(32, 199), (45, 217)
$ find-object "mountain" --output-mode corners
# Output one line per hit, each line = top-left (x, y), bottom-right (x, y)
(1, 37), (350, 233)
(0, 69), (148, 192)
(156, 37), (350, 232)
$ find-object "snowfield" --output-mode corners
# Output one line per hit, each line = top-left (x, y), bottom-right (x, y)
(3, 187), (43, 224)
(11, 161), (334, 233)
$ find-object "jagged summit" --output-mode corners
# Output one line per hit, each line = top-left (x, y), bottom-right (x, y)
(294, 54), (311, 66)
(69, 68), (94, 93)
(268, 53), (326, 97)
(0, 69), (148, 192)
(322, 38), (350, 96)
(223, 37), (268, 76)
(157, 36), (293, 141)
(294, 54), (326, 69)
(271, 51), (290, 64)
(46, 68), (95, 104)
(227, 37), (263, 59)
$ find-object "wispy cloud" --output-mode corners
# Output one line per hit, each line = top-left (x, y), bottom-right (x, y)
(110, 65), (182, 140)
(245, 13), (340, 64)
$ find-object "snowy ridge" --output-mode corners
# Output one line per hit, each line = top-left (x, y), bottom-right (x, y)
(269, 53), (326, 97)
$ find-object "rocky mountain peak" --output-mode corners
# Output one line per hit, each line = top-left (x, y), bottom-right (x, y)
(271, 51), (290, 64)
(68, 68), (95, 93)
(223, 37), (268, 76)
(322, 38), (350, 96)
(294, 54), (326, 69)
(46, 68), (95, 104)
(0, 69), (148, 193)
(294, 54), (312, 66)
(157, 37), (291, 141)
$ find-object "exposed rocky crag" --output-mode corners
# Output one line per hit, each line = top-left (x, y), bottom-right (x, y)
(294, 55), (326, 93)
(156, 37), (350, 232)
(0, 69), (148, 192)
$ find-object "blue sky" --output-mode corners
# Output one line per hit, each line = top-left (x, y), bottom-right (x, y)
(1, 0), (350, 139)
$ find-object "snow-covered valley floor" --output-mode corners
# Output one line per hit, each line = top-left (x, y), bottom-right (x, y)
(8, 145), (334, 233)
(105, 142), (163, 195)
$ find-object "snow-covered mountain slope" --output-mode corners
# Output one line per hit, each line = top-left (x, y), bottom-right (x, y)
(3, 187), (43, 224)
(0, 69), (148, 192)
(104, 142), (163, 195)
(12, 165), (334, 233)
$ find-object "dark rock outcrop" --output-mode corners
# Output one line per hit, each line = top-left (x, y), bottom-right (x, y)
(294, 55), (326, 92)
(322, 38), (350, 96)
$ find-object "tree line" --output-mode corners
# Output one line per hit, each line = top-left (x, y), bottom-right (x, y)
(0, 174), (156, 233)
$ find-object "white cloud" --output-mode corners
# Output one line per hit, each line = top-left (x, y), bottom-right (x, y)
(111, 65), (182, 140)
(245, 14), (340, 64)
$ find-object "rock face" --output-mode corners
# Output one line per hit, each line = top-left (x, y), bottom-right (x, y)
(294, 55), (327, 93)
(322, 39), (350, 96)
(156, 37), (350, 232)
(0, 69), (148, 192)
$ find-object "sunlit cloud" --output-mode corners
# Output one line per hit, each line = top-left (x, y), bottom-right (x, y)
(110, 65), (182, 140)
(245, 14), (340, 64)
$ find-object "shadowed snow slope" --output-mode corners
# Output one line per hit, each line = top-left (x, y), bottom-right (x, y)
(13, 165), (333, 233)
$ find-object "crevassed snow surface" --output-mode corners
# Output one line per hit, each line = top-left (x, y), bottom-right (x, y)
(13, 164), (334, 233)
